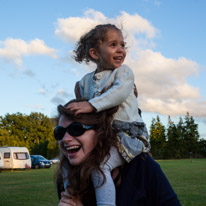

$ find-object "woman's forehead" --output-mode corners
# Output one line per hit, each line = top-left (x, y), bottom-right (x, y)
(58, 115), (73, 126)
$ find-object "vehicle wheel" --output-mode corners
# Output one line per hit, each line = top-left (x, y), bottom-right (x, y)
(35, 164), (40, 169)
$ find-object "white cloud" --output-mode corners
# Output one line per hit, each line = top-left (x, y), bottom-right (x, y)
(54, 9), (205, 118)
(127, 49), (206, 117)
(55, 9), (107, 42)
(0, 38), (57, 66)
(55, 9), (158, 47)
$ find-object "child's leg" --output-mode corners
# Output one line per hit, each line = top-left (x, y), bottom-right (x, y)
(91, 146), (123, 206)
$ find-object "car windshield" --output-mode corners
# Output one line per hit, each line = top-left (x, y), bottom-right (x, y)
(36, 156), (46, 161)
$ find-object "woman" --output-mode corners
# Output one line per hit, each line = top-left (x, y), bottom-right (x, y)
(55, 100), (181, 206)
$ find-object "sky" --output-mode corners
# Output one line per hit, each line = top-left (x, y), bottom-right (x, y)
(0, 0), (206, 139)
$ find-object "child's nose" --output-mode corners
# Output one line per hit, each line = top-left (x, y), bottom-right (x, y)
(117, 45), (124, 52)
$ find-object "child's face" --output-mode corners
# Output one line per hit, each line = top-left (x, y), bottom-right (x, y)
(97, 29), (126, 70)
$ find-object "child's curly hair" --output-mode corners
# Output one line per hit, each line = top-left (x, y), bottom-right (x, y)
(73, 24), (122, 64)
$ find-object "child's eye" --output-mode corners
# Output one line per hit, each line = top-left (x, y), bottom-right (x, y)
(110, 43), (116, 47)
(121, 43), (126, 48)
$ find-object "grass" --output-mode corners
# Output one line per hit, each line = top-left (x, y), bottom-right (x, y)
(0, 159), (205, 206)
(0, 165), (59, 206)
(157, 158), (206, 206)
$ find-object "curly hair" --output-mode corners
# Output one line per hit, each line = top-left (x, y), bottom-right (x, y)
(55, 99), (118, 199)
(73, 24), (122, 64)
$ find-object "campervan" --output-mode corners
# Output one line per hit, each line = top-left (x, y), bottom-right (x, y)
(0, 147), (31, 169)
(0, 152), (4, 170)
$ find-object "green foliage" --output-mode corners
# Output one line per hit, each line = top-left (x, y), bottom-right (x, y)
(149, 116), (167, 159)
(149, 113), (204, 159)
(0, 112), (59, 159)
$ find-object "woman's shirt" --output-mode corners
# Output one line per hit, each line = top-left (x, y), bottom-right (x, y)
(57, 153), (181, 206)
(116, 153), (181, 206)
(78, 64), (143, 123)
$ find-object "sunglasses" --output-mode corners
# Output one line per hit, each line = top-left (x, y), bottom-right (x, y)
(54, 122), (94, 140)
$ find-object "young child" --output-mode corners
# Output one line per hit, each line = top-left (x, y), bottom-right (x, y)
(68, 24), (150, 206)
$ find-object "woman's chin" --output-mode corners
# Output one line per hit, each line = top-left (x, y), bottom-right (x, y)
(67, 150), (86, 166)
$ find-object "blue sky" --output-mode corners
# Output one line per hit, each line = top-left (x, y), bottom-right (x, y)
(0, 0), (206, 139)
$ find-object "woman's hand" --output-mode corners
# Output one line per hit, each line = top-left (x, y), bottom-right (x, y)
(67, 101), (95, 115)
(58, 190), (83, 206)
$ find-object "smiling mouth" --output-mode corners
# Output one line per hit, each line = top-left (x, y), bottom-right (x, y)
(114, 56), (122, 60)
(66, 145), (81, 154)
(114, 56), (123, 61)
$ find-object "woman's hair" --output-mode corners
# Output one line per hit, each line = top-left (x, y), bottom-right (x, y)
(73, 24), (122, 64)
(55, 99), (118, 199)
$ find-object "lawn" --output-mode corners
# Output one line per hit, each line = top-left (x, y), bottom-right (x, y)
(0, 159), (205, 206)
(0, 165), (59, 206)
(157, 158), (206, 206)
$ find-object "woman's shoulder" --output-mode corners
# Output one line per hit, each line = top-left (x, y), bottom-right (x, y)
(123, 153), (160, 176)
(117, 153), (181, 206)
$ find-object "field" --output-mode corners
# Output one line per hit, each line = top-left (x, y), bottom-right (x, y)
(0, 158), (205, 206)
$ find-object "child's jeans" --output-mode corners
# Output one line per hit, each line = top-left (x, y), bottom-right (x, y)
(91, 146), (123, 206)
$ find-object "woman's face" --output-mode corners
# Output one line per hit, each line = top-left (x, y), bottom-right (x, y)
(59, 115), (97, 166)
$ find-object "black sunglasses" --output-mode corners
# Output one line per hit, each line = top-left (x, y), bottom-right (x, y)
(54, 122), (94, 140)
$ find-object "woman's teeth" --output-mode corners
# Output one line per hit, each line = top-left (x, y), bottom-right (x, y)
(66, 145), (81, 154)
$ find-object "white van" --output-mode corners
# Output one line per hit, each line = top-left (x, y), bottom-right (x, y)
(0, 153), (4, 171)
(0, 147), (31, 169)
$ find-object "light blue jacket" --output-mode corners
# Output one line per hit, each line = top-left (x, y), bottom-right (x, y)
(79, 64), (143, 123)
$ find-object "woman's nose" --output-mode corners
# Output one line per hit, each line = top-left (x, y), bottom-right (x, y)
(62, 132), (74, 142)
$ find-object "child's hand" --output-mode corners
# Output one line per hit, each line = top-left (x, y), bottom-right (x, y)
(67, 101), (95, 115)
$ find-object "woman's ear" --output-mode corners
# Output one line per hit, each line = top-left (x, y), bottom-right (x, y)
(89, 48), (99, 60)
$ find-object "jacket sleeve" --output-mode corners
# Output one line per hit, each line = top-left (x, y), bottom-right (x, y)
(89, 65), (134, 112)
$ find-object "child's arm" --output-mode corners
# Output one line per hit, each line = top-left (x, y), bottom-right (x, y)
(69, 65), (134, 115)
(89, 65), (134, 112)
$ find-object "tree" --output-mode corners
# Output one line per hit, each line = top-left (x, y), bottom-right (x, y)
(0, 112), (59, 159)
(182, 112), (199, 157)
(149, 116), (166, 159)
(166, 116), (183, 158)
(197, 139), (206, 157)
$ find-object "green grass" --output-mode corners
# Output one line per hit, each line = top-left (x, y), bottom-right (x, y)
(0, 159), (205, 206)
(157, 158), (206, 206)
(0, 165), (59, 206)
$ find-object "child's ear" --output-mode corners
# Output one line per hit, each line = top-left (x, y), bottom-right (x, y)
(89, 48), (99, 60)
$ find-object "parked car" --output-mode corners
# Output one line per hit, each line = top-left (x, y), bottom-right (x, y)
(50, 158), (60, 164)
(30, 155), (51, 169)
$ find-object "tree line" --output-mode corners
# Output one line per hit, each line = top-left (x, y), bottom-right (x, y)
(0, 112), (205, 159)
(0, 112), (59, 159)
(150, 113), (206, 159)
